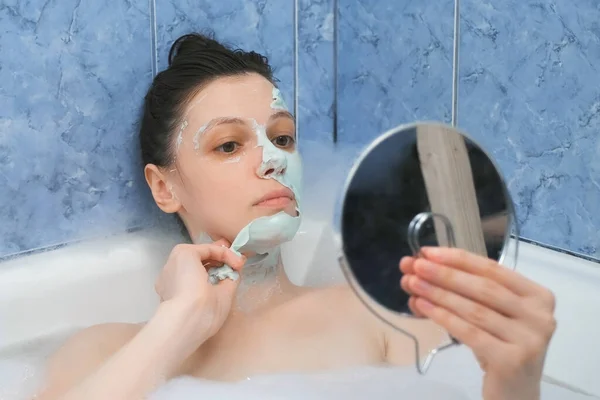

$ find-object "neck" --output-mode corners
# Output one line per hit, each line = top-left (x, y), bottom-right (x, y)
(231, 248), (299, 314)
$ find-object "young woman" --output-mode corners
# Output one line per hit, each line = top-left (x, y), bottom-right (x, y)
(37, 33), (556, 400)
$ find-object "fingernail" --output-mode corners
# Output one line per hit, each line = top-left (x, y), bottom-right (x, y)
(416, 298), (435, 310)
(400, 275), (410, 290)
(416, 259), (435, 274)
(412, 277), (432, 292)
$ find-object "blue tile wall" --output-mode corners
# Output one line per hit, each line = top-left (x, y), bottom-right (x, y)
(458, 0), (600, 257)
(337, 0), (455, 149)
(1, 0), (598, 260)
(297, 0), (334, 144)
(0, 0), (293, 259)
(0, 0), (154, 257)
(154, 0), (294, 106)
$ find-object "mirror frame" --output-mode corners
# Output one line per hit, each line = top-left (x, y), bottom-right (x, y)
(332, 121), (520, 373)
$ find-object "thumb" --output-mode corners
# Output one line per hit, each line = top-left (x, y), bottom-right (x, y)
(212, 238), (232, 248)
(215, 275), (240, 302)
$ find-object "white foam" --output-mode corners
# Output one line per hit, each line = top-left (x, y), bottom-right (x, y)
(0, 357), (45, 400)
(0, 351), (592, 400)
(148, 368), (594, 400)
(148, 347), (594, 400)
(149, 366), (471, 400)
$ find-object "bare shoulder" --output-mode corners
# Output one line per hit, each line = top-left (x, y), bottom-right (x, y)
(310, 285), (447, 365)
(314, 284), (377, 313)
(37, 323), (142, 398)
(306, 284), (363, 308)
(305, 285), (384, 333)
(303, 285), (389, 357)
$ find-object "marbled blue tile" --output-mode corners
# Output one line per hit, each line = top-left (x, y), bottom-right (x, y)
(155, 0), (294, 107)
(297, 0), (334, 144)
(0, 0), (154, 258)
(337, 0), (455, 149)
(459, 0), (600, 258)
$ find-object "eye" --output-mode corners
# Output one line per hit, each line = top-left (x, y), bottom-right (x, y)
(272, 135), (295, 148)
(216, 141), (240, 153)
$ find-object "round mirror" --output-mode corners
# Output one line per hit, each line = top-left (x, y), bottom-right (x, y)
(334, 122), (519, 372)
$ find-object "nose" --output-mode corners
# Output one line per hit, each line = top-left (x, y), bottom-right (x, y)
(256, 146), (288, 179)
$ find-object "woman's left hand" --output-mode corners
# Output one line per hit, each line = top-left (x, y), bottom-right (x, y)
(399, 247), (557, 400)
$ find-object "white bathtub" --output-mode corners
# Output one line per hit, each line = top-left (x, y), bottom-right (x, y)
(0, 217), (599, 399)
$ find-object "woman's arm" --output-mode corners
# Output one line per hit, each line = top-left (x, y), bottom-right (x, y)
(36, 241), (244, 400)
(36, 299), (210, 400)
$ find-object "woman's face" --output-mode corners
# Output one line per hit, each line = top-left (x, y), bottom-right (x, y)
(161, 73), (300, 243)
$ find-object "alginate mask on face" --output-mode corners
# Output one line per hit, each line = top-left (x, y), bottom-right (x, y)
(270, 87), (288, 111)
(207, 87), (302, 285)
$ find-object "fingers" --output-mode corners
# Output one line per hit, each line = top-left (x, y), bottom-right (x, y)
(400, 257), (425, 317)
(399, 256), (416, 275)
(400, 274), (426, 317)
(200, 239), (234, 269)
(400, 250), (556, 335)
(400, 247), (557, 378)
(173, 243), (246, 271)
(412, 258), (523, 318)
(212, 238), (232, 248)
(201, 244), (245, 270)
(408, 295), (426, 318)
(413, 297), (504, 357)
(420, 247), (547, 298)
(214, 273), (241, 297)
(407, 274), (525, 342)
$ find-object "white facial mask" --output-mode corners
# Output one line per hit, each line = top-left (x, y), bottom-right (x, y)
(207, 87), (301, 285)
(271, 87), (288, 110)
(175, 120), (188, 152)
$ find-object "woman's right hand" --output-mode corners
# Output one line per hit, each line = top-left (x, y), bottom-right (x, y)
(154, 240), (246, 341)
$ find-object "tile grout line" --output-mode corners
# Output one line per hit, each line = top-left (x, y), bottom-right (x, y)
(149, 0), (158, 77)
(332, 0), (338, 144)
(451, 0), (460, 127)
(293, 0), (299, 145)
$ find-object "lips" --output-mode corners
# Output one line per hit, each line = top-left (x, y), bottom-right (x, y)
(254, 188), (295, 206)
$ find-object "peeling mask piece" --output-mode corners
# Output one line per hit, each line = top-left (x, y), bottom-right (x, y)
(197, 232), (240, 284)
(253, 120), (302, 212)
(210, 121), (301, 284)
(231, 211), (301, 254)
(176, 120), (188, 151)
(208, 265), (239, 285)
(193, 123), (208, 151)
(271, 87), (288, 111)
(208, 90), (302, 286)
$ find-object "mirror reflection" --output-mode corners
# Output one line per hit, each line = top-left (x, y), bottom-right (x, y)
(339, 123), (516, 315)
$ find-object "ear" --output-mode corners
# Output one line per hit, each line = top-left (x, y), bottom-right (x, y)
(144, 164), (182, 214)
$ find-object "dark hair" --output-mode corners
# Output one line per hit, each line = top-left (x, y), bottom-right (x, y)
(139, 32), (277, 168)
(138, 32), (277, 237)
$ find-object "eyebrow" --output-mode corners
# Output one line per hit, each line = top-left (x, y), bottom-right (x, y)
(199, 111), (296, 135)
(199, 116), (246, 135)
(268, 110), (295, 123)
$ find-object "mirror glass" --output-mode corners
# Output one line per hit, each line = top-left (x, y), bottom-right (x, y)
(335, 122), (519, 372)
